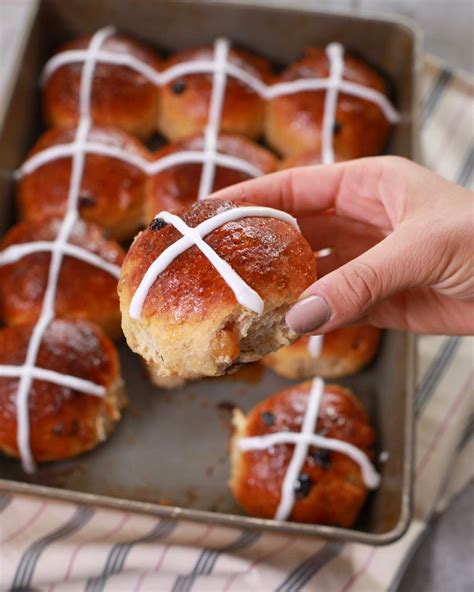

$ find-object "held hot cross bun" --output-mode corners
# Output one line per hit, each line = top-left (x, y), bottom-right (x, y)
(144, 133), (278, 222)
(0, 320), (126, 463)
(266, 47), (392, 158)
(118, 199), (316, 380)
(158, 45), (272, 141)
(230, 379), (378, 527)
(16, 125), (150, 242)
(262, 327), (382, 380)
(0, 218), (125, 341)
(43, 33), (162, 139)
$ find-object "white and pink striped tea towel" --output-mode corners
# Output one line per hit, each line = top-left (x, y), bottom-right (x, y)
(0, 57), (473, 592)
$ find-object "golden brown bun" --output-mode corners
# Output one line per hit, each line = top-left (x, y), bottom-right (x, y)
(119, 199), (316, 379)
(158, 46), (271, 141)
(17, 125), (150, 241)
(0, 320), (126, 463)
(144, 133), (278, 222)
(230, 382), (376, 527)
(43, 34), (161, 139)
(0, 218), (125, 341)
(265, 48), (391, 157)
(263, 327), (381, 380)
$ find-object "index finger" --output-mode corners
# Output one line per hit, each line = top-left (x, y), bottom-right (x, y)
(209, 156), (394, 229)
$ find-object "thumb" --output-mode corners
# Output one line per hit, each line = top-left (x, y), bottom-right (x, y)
(286, 226), (433, 333)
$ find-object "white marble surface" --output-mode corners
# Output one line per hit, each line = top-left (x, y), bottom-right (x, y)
(0, 1), (472, 591)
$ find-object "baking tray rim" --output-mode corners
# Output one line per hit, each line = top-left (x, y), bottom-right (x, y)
(0, 0), (419, 544)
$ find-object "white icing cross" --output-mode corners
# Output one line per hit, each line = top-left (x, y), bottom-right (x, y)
(308, 335), (324, 358)
(41, 39), (400, 123)
(238, 377), (380, 521)
(0, 241), (121, 278)
(0, 366), (105, 397)
(15, 140), (263, 180)
(129, 206), (299, 320)
(197, 38), (230, 200)
(17, 37), (262, 189)
(0, 27), (116, 473)
(321, 43), (345, 165)
(21, 34), (400, 204)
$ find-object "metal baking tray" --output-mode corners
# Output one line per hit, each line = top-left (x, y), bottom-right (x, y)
(0, 0), (419, 545)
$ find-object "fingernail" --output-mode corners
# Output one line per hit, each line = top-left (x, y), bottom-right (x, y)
(286, 295), (331, 334)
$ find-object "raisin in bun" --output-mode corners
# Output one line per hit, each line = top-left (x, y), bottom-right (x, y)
(266, 48), (391, 157)
(158, 45), (271, 141)
(17, 125), (150, 242)
(43, 33), (161, 139)
(0, 320), (126, 463)
(263, 327), (381, 380)
(230, 381), (377, 527)
(119, 199), (316, 380)
(0, 218), (124, 341)
(144, 133), (278, 222)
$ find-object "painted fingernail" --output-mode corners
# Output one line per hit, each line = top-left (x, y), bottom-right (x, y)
(285, 295), (331, 334)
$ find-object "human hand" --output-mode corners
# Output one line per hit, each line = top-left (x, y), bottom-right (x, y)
(210, 157), (474, 336)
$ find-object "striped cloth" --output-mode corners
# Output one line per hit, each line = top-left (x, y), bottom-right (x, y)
(1, 56), (473, 592)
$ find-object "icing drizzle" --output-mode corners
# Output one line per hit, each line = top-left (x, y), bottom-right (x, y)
(321, 43), (345, 165)
(197, 38), (229, 200)
(18, 37), (400, 205)
(0, 27), (116, 472)
(41, 40), (400, 122)
(237, 377), (380, 521)
(308, 335), (324, 358)
(129, 206), (299, 319)
(0, 241), (121, 278)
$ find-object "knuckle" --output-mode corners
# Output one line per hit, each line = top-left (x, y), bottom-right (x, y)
(237, 180), (251, 201)
(279, 168), (299, 213)
(337, 261), (383, 313)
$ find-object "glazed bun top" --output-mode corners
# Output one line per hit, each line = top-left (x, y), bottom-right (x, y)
(0, 217), (124, 332)
(0, 216), (124, 278)
(0, 320), (119, 424)
(231, 379), (378, 525)
(243, 381), (375, 453)
(119, 199), (316, 323)
(237, 381), (377, 513)
(158, 45), (272, 141)
(56, 33), (161, 66)
(266, 47), (392, 158)
(164, 44), (272, 81)
(43, 33), (161, 138)
(17, 125), (150, 240)
(0, 320), (119, 390)
(23, 124), (150, 159)
(280, 47), (387, 91)
(0, 320), (121, 461)
(145, 133), (278, 221)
